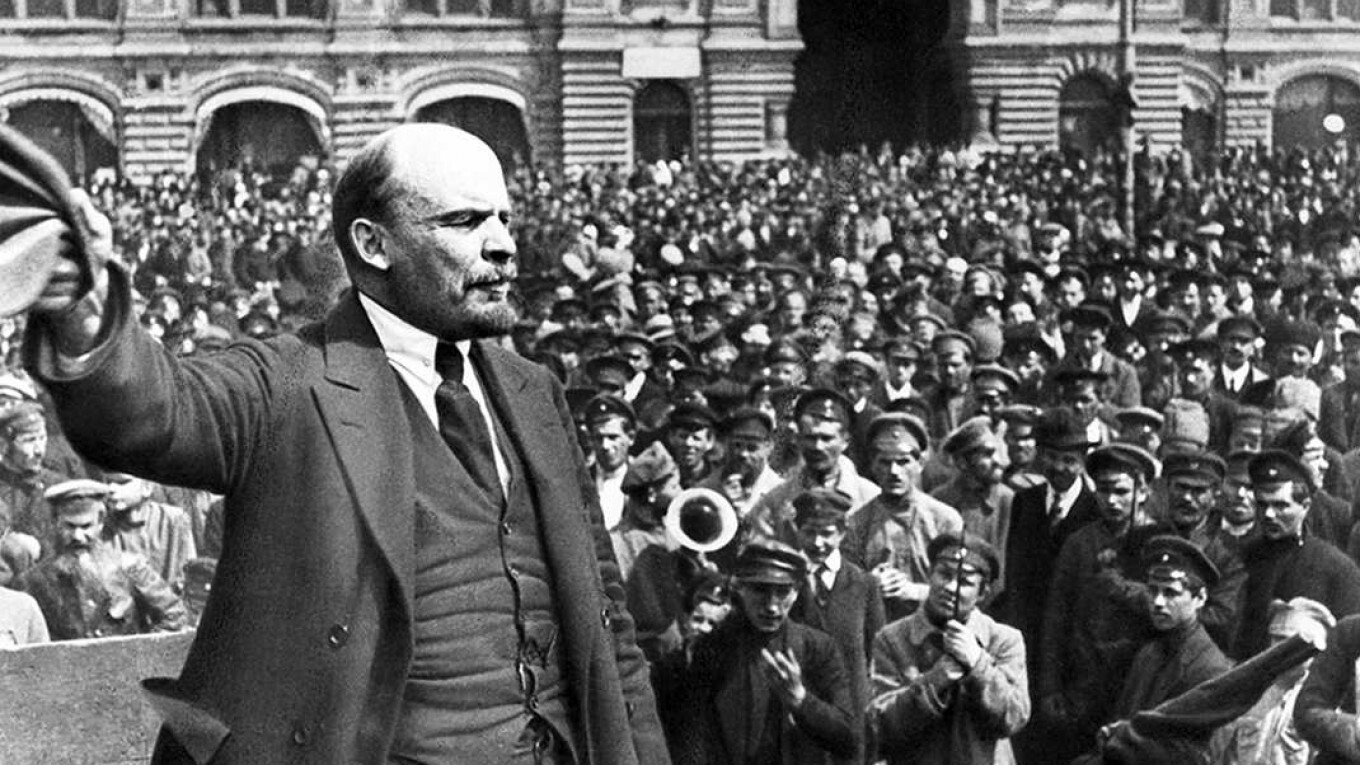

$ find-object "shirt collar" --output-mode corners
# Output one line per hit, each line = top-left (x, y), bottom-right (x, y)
(357, 292), (471, 383)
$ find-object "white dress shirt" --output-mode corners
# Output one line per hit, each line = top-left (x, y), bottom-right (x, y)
(358, 292), (509, 493)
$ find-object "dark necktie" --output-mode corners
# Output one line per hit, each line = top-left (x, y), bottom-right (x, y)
(434, 343), (502, 502)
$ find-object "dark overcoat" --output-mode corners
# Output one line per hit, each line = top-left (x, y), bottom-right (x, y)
(26, 272), (668, 764)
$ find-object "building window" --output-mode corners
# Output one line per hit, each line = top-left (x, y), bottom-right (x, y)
(3, 0), (115, 17)
(401, 0), (516, 16)
(1271, 0), (1360, 19)
(1183, 0), (1219, 23)
(196, 0), (327, 17)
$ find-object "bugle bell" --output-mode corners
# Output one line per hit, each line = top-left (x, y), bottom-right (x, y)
(664, 488), (739, 553)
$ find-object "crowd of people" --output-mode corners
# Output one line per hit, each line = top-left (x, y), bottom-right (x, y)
(6, 139), (1360, 763)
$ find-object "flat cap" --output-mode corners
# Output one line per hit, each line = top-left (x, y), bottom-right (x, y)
(1053, 368), (1109, 388)
(835, 351), (883, 381)
(792, 488), (853, 527)
(1249, 449), (1315, 493)
(43, 478), (110, 505)
(1169, 338), (1220, 363)
(942, 416), (996, 457)
(1062, 304), (1113, 330)
(794, 388), (853, 426)
(1114, 406), (1164, 429)
(764, 340), (808, 366)
(881, 337), (923, 361)
(1143, 534), (1220, 588)
(668, 402), (719, 431)
(927, 531), (1001, 583)
(866, 412), (930, 451)
(1087, 443), (1160, 483)
(972, 363), (1020, 390)
(733, 540), (807, 585)
(1140, 310), (1191, 337)
(1163, 451), (1227, 487)
(995, 404), (1043, 426)
(621, 441), (677, 492)
(931, 330), (976, 356)
(583, 393), (636, 427)
(719, 407), (774, 441)
(585, 355), (634, 389)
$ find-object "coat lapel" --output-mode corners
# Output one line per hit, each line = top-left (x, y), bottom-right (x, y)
(311, 294), (416, 611)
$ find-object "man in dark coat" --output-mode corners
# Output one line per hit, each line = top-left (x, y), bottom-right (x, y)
(1076, 536), (1233, 764)
(658, 541), (858, 765)
(1295, 613), (1360, 764)
(21, 125), (667, 764)
(789, 488), (885, 764)
(1235, 450), (1360, 661)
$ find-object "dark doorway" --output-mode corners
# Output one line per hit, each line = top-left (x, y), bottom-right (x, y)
(1059, 74), (1117, 158)
(414, 96), (531, 171)
(1273, 75), (1360, 151)
(197, 101), (324, 178)
(4, 100), (117, 182)
(633, 81), (691, 163)
(1182, 107), (1216, 165)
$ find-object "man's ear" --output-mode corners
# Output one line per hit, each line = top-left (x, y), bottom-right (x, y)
(349, 218), (391, 271)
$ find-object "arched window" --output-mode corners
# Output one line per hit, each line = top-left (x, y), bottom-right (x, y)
(414, 96), (530, 171)
(1058, 74), (1117, 158)
(196, 101), (325, 178)
(633, 81), (691, 163)
(1273, 75), (1360, 150)
(3, 100), (118, 182)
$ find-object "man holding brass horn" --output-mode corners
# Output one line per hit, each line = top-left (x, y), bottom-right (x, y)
(3, 124), (666, 764)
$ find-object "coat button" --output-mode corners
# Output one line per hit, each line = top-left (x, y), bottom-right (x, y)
(292, 726), (310, 746)
(500, 521), (513, 535)
(600, 607), (611, 628)
(327, 623), (350, 650)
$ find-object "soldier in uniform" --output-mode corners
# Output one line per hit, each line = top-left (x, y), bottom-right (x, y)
(932, 417), (1014, 592)
(698, 407), (780, 520)
(1234, 450), (1360, 659)
(1080, 536), (1233, 764)
(19, 479), (186, 640)
(664, 402), (720, 489)
(748, 390), (880, 542)
(843, 413), (963, 623)
(869, 532), (1029, 765)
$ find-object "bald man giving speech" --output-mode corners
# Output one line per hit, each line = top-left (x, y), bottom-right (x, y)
(16, 125), (668, 764)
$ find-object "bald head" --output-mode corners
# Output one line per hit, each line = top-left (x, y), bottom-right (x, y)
(332, 124), (506, 275)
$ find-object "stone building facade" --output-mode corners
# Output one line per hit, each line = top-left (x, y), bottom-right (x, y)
(957, 0), (1360, 157)
(0, 0), (800, 179)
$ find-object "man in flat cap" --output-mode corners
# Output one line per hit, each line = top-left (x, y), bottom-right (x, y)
(1038, 443), (1161, 764)
(1234, 450), (1360, 659)
(996, 405), (1045, 492)
(1114, 406), (1164, 456)
(0, 401), (71, 552)
(869, 531), (1029, 765)
(843, 413), (963, 623)
(698, 407), (780, 520)
(19, 479), (187, 640)
(665, 402), (720, 489)
(1047, 304), (1142, 409)
(664, 540), (858, 765)
(585, 393), (638, 531)
(869, 338), (922, 409)
(832, 351), (885, 474)
(921, 331), (976, 441)
(932, 417), (1014, 593)
(1167, 338), (1238, 455)
(748, 390), (879, 542)
(1137, 451), (1245, 651)
(789, 488), (884, 765)
(1240, 319), (1323, 408)
(1078, 536), (1232, 765)
(1214, 316), (1269, 400)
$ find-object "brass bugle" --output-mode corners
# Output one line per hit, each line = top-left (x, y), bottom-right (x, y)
(664, 487), (739, 553)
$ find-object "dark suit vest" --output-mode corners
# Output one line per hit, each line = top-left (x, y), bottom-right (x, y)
(387, 378), (571, 762)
